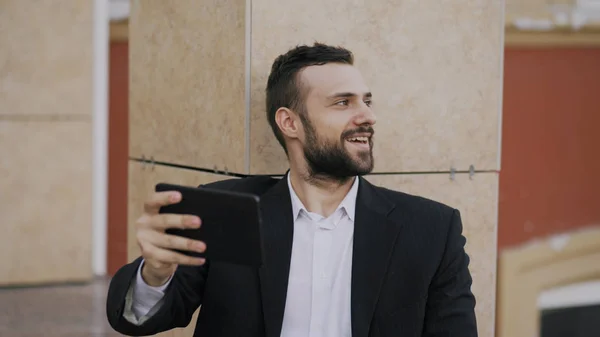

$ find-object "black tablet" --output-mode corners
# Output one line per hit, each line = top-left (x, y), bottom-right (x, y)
(155, 183), (263, 267)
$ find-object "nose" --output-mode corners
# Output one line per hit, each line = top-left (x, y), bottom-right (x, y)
(354, 103), (376, 126)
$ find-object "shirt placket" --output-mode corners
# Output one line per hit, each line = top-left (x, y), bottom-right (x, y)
(309, 217), (334, 337)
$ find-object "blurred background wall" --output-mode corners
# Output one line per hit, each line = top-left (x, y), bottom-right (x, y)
(1, 0), (599, 336)
(498, 1), (600, 337)
(500, 46), (600, 249)
(502, 0), (600, 249)
(498, 47), (600, 337)
(0, 1), (96, 285)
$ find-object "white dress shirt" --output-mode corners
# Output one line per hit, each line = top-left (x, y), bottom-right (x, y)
(124, 175), (359, 337)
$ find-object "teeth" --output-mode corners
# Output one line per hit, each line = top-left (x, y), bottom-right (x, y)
(348, 136), (369, 142)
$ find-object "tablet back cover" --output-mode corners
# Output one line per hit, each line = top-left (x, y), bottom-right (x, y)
(155, 183), (263, 267)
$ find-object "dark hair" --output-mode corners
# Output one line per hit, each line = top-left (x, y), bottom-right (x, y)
(265, 42), (354, 153)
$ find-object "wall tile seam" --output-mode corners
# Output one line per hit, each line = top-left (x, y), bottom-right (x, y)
(0, 115), (92, 122)
(129, 157), (500, 178)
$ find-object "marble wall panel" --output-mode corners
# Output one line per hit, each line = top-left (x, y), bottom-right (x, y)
(0, 0), (93, 117)
(128, 0), (247, 173)
(249, 0), (504, 174)
(0, 122), (93, 285)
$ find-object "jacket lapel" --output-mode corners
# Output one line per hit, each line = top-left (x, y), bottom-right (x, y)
(351, 177), (401, 337)
(256, 175), (402, 337)
(258, 175), (294, 337)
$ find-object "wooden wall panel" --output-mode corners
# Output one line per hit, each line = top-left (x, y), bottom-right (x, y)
(0, 122), (93, 285)
(248, 0), (504, 174)
(365, 172), (499, 337)
(128, 0), (247, 173)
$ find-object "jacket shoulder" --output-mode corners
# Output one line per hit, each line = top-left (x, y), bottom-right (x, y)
(200, 175), (281, 196)
(369, 182), (461, 245)
(367, 179), (456, 219)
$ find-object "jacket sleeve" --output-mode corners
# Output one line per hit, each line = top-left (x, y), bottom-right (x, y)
(423, 209), (478, 337)
(106, 256), (209, 336)
(105, 179), (239, 335)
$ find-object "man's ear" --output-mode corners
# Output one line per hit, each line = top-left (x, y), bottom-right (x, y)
(275, 107), (301, 140)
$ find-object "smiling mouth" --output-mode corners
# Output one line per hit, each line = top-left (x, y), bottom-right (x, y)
(346, 136), (370, 144)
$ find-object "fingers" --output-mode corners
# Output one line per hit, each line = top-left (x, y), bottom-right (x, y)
(136, 213), (201, 231)
(139, 191), (201, 230)
(140, 229), (206, 254)
(143, 245), (206, 267)
(157, 213), (201, 230)
(144, 191), (182, 214)
(137, 190), (207, 270)
(138, 230), (206, 266)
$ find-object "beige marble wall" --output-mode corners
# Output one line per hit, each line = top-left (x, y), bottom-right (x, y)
(128, 1), (503, 336)
(0, 1), (93, 117)
(129, 0), (247, 174)
(130, 0), (504, 176)
(0, 122), (93, 285)
(249, 0), (504, 175)
(0, 1), (93, 286)
(365, 173), (498, 337)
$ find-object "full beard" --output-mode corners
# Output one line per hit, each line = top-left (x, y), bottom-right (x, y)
(301, 116), (374, 186)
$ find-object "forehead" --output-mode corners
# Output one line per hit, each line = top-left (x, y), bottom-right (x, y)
(299, 63), (370, 99)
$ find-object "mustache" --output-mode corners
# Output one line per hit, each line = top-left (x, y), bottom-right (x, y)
(341, 126), (375, 139)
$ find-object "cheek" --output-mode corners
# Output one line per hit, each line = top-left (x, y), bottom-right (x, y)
(320, 119), (348, 139)
(323, 126), (346, 143)
(304, 111), (350, 142)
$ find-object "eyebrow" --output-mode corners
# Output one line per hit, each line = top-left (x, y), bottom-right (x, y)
(326, 92), (372, 100)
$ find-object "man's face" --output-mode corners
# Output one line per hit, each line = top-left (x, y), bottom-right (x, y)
(298, 63), (376, 181)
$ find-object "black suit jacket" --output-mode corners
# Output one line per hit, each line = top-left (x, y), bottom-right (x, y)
(107, 174), (478, 337)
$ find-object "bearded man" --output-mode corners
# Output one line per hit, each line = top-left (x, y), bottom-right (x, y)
(106, 42), (478, 337)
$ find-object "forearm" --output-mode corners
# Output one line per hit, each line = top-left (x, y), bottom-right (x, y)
(106, 257), (208, 335)
(121, 260), (172, 325)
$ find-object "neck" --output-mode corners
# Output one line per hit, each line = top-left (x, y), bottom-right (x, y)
(288, 165), (355, 218)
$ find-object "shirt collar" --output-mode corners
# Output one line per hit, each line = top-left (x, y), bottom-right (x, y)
(287, 173), (359, 221)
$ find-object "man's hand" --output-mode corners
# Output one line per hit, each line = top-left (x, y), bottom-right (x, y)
(135, 191), (206, 287)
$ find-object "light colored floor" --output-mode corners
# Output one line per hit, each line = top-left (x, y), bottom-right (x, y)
(0, 277), (124, 337)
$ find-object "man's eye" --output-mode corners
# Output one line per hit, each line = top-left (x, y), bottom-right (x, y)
(364, 100), (372, 107)
(335, 100), (349, 106)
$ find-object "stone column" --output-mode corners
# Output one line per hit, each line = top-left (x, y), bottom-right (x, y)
(0, 1), (94, 285)
(128, 1), (504, 336)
